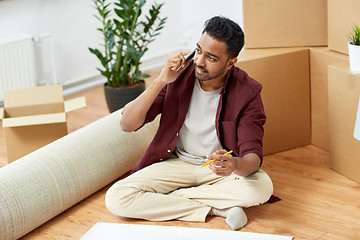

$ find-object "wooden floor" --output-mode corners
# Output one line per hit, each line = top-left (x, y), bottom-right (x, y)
(1, 85), (360, 240)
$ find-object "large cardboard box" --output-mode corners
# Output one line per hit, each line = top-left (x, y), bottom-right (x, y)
(236, 48), (311, 155)
(328, 62), (360, 183)
(0, 85), (86, 163)
(242, 0), (327, 49)
(328, 0), (360, 55)
(310, 48), (348, 151)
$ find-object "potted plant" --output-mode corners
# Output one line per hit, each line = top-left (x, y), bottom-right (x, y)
(89, 0), (167, 112)
(348, 23), (360, 72)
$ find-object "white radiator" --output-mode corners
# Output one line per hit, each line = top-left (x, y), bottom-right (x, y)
(0, 33), (37, 103)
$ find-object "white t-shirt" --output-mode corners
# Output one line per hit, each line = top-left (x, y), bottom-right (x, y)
(175, 80), (222, 165)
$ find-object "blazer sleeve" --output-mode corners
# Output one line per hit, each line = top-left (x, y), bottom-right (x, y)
(237, 89), (266, 165)
(134, 85), (167, 131)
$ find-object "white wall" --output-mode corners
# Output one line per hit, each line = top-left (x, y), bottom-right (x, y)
(0, 0), (243, 95)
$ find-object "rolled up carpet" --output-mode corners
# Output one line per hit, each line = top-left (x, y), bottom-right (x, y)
(0, 110), (159, 240)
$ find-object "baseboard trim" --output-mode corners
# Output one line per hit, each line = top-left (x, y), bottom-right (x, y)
(62, 73), (106, 97)
(62, 51), (171, 97)
(1, 51), (176, 104)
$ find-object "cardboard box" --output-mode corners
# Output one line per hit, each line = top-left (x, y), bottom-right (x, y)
(0, 85), (86, 163)
(328, 0), (360, 55)
(309, 48), (348, 151)
(328, 62), (360, 183)
(236, 48), (311, 155)
(242, 0), (327, 49)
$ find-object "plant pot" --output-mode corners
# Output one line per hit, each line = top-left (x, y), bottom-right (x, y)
(348, 42), (360, 72)
(104, 81), (145, 113)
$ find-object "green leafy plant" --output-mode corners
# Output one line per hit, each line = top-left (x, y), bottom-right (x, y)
(348, 23), (360, 46)
(89, 0), (167, 88)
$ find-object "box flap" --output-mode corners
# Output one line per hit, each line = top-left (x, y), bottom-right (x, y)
(4, 85), (64, 117)
(2, 112), (66, 128)
(0, 108), (3, 120)
(64, 96), (87, 113)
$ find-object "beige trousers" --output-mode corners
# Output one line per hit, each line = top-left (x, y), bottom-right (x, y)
(105, 158), (273, 222)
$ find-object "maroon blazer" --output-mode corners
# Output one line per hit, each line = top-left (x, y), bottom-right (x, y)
(131, 62), (266, 173)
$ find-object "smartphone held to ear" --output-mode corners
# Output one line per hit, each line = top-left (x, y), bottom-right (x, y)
(184, 48), (196, 62)
(176, 48), (196, 71)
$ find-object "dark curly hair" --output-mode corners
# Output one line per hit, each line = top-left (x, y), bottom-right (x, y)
(202, 16), (245, 59)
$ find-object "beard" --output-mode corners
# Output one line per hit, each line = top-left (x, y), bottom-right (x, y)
(194, 63), (227, 82)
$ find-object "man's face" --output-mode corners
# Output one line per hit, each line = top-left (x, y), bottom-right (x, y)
(193, 33), (236, 83)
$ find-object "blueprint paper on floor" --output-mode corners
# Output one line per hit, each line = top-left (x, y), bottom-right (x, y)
(80, 222), (294, 240)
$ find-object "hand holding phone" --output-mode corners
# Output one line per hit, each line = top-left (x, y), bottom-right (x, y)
(176, 48), (196, 71)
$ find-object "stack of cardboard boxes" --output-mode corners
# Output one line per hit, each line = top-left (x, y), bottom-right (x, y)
(239, 0), (360, 183)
